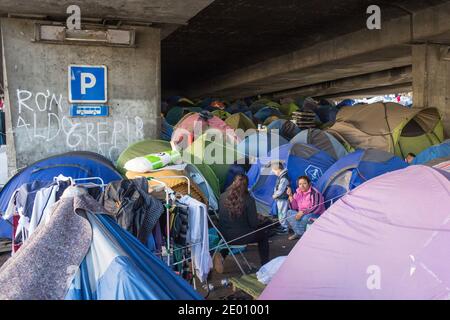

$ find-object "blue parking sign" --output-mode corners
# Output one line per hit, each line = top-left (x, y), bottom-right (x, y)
(68, 65), (107, 103)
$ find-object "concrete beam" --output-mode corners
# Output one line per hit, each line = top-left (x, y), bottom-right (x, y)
(0, 1), (214, 25)
(186, 1), (450, 99)
(272, 66), (412, 99)
(413, 43), (450, 137)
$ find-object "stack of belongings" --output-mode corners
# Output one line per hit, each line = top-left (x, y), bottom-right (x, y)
(0, 185), (201, 300)
(291, 111), (317, 129)
(0, 152), (201, 299)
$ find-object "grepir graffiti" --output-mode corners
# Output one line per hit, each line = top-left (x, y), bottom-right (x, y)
(14, 89), (144, 160)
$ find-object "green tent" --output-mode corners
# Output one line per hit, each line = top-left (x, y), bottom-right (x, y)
(166, 106), (202, 126)
(182, 133), (243, 192)
(116, 139), (172, 174)
(279, 102), (299, 116)
(328, 103), (444, 157)
(211, 110), (231, 121)
(225, 112), (257, 131)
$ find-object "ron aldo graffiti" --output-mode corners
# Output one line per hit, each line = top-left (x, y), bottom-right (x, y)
(13, 89), (144, 161)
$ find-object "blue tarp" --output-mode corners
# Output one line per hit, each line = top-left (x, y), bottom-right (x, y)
(412, 140), (450, 165)
(66, 213), (202, 300)
(247, 143), (335, 214)
(0, 152), (122, 239)
(316, 149), (408, 208)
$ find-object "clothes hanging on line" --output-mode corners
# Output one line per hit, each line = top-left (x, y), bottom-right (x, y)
(100, 177), (165, 246)
(177, 195), (212, 283)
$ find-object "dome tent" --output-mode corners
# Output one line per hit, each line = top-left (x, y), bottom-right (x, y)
(237, 132), (289, 160)
(290, 129), (348, 160)
(327, 103), (444, 158)
(315, 149), (408, 208)
(116, 140), (172, 174)
(224, 112), (257, 131)
(267, 119), (301, 141)
(247, 143), (335, 214)
(0, 152), (122, 239)
(260, 166), (450, 300)
(412, 140), (450, 165)
(171, 111), (238, 150)
(165, 106), (202, 126)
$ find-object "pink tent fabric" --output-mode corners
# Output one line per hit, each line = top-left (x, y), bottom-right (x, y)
(260, 165), (450, 300)
(171, 112), (238, 149)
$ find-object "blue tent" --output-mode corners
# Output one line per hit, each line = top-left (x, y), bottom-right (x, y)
(316, 149), (408, 208)
(412, 140), (450, 165)
(253, 107), (282, 123)
(226, 100), (250, 115)
(161, 117), (174, 141)
(336, 99), (355, 109)
(237, 132), (289, 160)
(0, 152), (123, 239)
(291, 129), (348, 160)
(66, 213), (202, 300)
(247, 143), (335, 214)
(267, 119), (301, 140)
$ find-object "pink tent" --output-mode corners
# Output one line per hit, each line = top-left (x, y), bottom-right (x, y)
(171, 111), (238, 150)
(260, 165), (450, 300)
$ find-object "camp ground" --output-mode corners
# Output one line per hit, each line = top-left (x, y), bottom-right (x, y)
(0, 0), (449, 304)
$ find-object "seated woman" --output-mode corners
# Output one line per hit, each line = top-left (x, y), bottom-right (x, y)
(286, 175), (325, 241)
(215, 174), (270, 273)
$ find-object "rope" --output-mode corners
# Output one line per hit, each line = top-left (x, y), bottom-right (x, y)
(170, 190), (352, 267)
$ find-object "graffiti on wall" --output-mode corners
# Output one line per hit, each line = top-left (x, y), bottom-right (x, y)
(14, 89), (144, 160)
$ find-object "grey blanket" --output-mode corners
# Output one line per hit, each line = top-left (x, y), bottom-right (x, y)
(0, 191), (106, 300)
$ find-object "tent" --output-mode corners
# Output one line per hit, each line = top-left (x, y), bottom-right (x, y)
(279, 102), (299, 116)
(314, 104), (338, 124)
(253, 107), (283, 123)
(236, 132), (289, 160)
(171, 111), (238, 150)
(412, 140), (450, 165)
(182, 133), (239, 193)
(211, 110), (231, 121)
(116, 140), (172, 174)
(247, 143), (336, 214)
(224, 112), (257, 131)
(426, 157), (450, 172)
(226, 100), (250, 115)
(290, 129), (348, 160)
(315, 148), (408, 208)
(267, 119), (301, 140)
(327, 103), (444, 157)
(0, 152), (123, 239)
(161, 117), (174, 142)
(165, 106), (202, 126)
(68, 214), (203, 300)
(263, 116), (280, 126)
(260, 166), (450, 300)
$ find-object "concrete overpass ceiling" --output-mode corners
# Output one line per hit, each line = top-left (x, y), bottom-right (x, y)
(0, 0), (214, 38)
(162, 0), (449, 95)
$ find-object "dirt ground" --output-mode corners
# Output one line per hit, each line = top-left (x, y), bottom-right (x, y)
(198, 233), (297, 300)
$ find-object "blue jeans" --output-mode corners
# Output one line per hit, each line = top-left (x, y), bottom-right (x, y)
(287, 210), (320, 236)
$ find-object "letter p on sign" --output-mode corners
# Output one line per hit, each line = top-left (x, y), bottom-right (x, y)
(68, 65), (107, 103)
(80, 73), (97, 94)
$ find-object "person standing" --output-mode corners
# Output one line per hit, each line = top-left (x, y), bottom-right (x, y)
(271, 161), (290, 234)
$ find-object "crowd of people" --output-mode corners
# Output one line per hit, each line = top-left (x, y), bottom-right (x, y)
(213, 160), (327, 273)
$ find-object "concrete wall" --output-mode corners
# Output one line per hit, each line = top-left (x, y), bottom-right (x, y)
(412, 44), (450, 138)
(1, 18), (161, 174)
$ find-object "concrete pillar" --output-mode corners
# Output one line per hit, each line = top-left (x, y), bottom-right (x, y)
(1, 18), (161, 174)
(412, 43), (450, 138)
